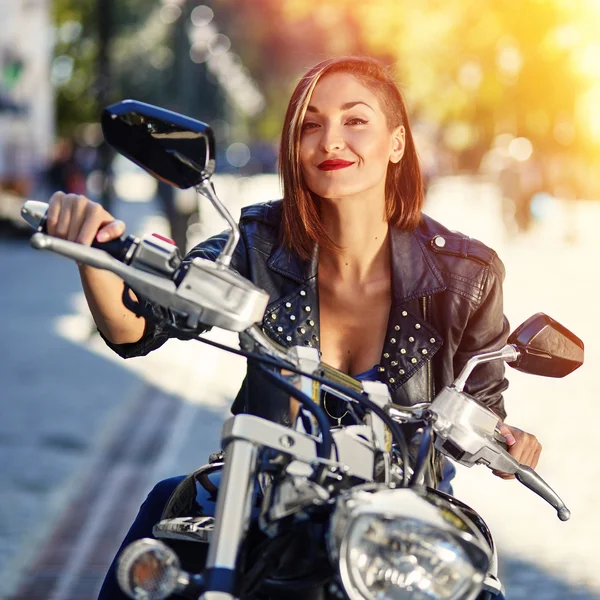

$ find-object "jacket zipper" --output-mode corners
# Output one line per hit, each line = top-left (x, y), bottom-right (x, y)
(421, 296), (434, 402)
(421, 295), (438, 487)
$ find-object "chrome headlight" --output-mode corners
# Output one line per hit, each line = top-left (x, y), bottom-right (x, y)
(329, 487), (490, 600)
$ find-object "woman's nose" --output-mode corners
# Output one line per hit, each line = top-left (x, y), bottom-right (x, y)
(319, 125), (344, 153)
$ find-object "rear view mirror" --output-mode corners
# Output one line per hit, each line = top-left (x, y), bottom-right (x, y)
(100, 100), (215, 189)
(507, 313), (583, 377)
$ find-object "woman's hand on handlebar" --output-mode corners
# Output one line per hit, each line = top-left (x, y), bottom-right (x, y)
(46, 191), (126, 246)
(493, 424), (542, 480)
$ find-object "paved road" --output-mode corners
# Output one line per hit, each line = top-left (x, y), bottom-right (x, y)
(0, 175), (598, 599)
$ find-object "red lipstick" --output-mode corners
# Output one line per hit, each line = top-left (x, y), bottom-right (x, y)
(317, 159), (355, 171)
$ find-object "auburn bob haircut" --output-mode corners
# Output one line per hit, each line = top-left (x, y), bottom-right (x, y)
(278, 56), (424, 261)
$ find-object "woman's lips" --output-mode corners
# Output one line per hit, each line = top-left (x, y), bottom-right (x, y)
(317, 159), (355, 171)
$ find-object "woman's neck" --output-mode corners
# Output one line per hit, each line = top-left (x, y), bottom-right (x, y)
(318, 195), (390, 285)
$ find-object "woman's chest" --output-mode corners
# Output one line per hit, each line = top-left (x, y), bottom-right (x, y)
(318, 279), (391, 375)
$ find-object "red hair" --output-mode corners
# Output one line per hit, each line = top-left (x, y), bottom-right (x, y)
(279, 56), (424, 260)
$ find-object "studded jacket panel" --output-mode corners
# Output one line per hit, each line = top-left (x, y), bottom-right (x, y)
(104, 200), (509, 423)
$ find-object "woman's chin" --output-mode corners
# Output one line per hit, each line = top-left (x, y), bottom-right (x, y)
(310, 183), (361, 200)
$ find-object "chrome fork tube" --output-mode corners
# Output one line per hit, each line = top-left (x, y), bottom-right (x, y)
(203, 438), (258, 599)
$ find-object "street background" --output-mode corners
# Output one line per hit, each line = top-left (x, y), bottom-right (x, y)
(1, 0), (600, 598)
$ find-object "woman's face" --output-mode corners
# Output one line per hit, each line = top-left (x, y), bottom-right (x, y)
(299, 72), (405, 202)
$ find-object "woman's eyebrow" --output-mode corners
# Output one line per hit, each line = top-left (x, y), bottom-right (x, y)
(306, 101), (375, 113)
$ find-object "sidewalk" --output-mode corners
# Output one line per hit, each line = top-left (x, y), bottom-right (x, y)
(0, 193), (243, 599)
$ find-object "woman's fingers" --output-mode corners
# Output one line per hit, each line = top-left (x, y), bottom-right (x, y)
(44, 192), (120, 246)
(493, 424), (542, 480)
(499, 423), (516, 447)
(67, 195), (90, 242)
(76, 201), (112, 245)
(46, 191), (64, 235)
(96, 219), (126, 243)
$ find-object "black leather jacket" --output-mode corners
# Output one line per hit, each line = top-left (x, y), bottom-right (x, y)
(106, 200), (510, 427)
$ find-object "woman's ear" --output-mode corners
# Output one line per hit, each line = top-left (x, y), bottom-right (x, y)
(390, 125), (406, 164)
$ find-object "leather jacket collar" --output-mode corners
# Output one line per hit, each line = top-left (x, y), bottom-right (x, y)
(262, 223), (445, 398)
(267, 223), (447, 304)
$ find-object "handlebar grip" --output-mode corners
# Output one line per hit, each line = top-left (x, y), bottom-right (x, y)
(88, 235), (137, 262)
(515, 466), (571, 521)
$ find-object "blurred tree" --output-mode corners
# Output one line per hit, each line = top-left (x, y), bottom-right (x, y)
(214, 0), (598, 172)
(53, 0), (599, 184)
(52, 0), (225, 136)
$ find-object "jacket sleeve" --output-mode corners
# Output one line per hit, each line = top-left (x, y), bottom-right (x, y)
(100, 227), (249, 359)
(452, 255), (510, 420)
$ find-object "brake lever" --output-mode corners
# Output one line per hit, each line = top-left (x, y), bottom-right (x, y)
(484, 444), (571, 521)
(430, 386), (571, 521)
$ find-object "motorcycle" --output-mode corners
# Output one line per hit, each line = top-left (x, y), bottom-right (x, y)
(21, 101), (584, 600)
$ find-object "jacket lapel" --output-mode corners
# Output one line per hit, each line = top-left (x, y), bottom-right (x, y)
(388, 225), (446, 304)
(262, 224), (446, 396)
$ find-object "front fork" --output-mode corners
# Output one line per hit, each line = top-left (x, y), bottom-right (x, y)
(202, 438), (259, 600)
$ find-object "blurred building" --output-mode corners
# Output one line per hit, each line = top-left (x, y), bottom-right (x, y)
(0, 0), (54, 211)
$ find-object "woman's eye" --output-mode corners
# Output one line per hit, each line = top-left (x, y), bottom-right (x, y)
(301, 122), (319, 131)
(347, 118), (368, 126)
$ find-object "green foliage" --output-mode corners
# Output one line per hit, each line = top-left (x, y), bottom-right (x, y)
(53, 0), (599, 172)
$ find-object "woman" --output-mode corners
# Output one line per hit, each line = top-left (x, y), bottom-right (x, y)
(46, 56), (539, 597)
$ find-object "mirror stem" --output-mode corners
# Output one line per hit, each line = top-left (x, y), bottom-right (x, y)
(453, 345), (519, 392)
(195, 180), (240, 268)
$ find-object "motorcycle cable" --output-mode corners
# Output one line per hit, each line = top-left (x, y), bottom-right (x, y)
(409, 425), (433, 488)
(257, 364), (333, 468)
(122, 286), (411, 487)
(194, 334), (411, 488)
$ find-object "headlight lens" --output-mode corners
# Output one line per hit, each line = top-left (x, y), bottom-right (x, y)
(343, 515), (483, 600)
(331, 487), (490, 600)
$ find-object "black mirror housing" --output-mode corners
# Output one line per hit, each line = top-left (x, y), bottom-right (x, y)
(100, 100), (216, 189)
(507, 313), (583, 378)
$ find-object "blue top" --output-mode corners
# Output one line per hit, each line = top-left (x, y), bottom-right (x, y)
(353, 365), (381, 382)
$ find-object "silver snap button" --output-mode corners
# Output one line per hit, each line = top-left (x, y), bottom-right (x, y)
(434, 235), (446, 248)
(279, 434), (295, 448)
